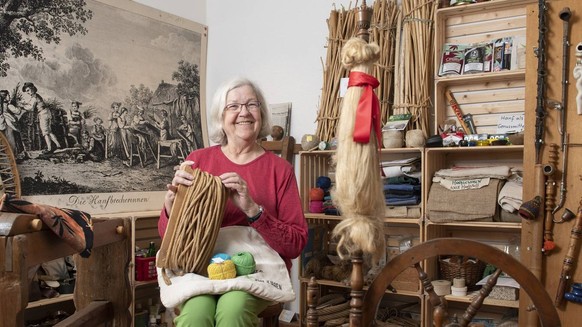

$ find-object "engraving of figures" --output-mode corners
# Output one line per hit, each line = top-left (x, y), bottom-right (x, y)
(0, 0), (207, 211)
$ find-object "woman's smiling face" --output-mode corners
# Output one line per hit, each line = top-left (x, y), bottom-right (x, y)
(222, 85), (262, 144)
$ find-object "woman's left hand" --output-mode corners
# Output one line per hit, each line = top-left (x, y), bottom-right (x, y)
(220, 172), (260, 217)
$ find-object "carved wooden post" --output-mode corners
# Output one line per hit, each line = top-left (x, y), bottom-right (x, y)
(306, 276), (319, 327)
(0, 234), (29, 327)
(74, 218), (131, 326)
(349, 251), (364, 327)
(460, 269), (502, 326)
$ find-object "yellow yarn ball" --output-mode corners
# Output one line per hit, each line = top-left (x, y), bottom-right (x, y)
(207, 260), (237, 280)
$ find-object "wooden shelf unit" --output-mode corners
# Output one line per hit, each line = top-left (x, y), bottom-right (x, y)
(433, 0), (534, 135)
(298, 148), (424, 325)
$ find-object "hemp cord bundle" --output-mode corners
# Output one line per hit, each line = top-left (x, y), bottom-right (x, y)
(331, 36), (386, 263)
(156, 166), (227, 285)
(315, 1), (399, 142)
(392, 0), (436, 137)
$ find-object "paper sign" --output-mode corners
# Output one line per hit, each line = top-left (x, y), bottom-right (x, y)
(279, 309), (296, 323)
(496, 114), (524, 133)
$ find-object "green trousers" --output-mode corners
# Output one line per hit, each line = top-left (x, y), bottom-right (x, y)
(174, 291), (271, 327)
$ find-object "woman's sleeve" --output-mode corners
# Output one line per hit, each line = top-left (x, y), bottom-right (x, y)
(253, 166), (308, 261)
(158, 207), (169, 238)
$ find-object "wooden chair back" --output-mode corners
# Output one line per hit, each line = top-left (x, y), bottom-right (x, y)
(259, 136), (300, 165)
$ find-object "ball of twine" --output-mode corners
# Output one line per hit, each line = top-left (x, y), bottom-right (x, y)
(231, 252), (256, 276)
(309, 200), (324, 213)
(309, 187), (325, 201)
(316, 176), (332, 190)
(382, 130), (403, 148)
(405, 129), (426, 148)
(301, 134), (320, 150)
(304, 257), (323, 278)
(208, 260), (237, 280)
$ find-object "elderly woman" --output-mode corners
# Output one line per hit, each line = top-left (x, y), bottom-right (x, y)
(157, 77), (308, 327)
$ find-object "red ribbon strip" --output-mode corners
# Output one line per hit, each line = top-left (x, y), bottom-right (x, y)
(347, 71), (381, 145)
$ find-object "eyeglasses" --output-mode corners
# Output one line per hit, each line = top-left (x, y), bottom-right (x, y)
(224, 101), (261, 113)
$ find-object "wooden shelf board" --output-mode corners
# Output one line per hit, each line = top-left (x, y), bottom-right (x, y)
(26, 294), (74, 309)
(444, 293), (519, 308)
(437, 0), (536, 18)
(425, 145), (524, 154)
(435, 70), (525, 85)
(299, 277), (421, 298)
(134, 279), (159, 288)
(425, 221), (521, 230)
(305, 213), (422, 225)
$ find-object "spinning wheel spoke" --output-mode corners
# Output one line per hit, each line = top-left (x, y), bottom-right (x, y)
(414, 262), (440, 307)
(459, 268), (502, 326)
(0, 132), (21, 197)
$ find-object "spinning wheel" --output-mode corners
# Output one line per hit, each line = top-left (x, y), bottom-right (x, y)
(0, 131), (21, 197)
(306, 238), (561, 327)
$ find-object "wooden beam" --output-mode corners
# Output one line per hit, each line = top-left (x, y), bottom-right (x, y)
(54, 301), (113, 327)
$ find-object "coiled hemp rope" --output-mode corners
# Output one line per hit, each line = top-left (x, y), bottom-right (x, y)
(157, 166), (227, 285)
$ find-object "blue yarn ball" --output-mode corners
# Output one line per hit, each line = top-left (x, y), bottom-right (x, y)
(316, 176), (332, 190)
(210, 253), (231, 263)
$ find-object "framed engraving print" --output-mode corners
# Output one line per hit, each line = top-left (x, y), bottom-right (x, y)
(0, 0), (208, 214)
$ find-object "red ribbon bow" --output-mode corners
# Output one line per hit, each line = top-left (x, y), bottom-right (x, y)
(347, 71), (381, 145)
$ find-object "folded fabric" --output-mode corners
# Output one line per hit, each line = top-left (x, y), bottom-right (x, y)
(384, 205), (421, 218)
(434, 166), (511, 180)
(0, 194), (93, 257)
(427, 179), (503, 222)
(382, 165), (415, 178)
(498, 174), (523, 213)
(384, 184), (421, 195)
(158, 226), (295, 309)
(384, 175), (420, 185)
(385, 195), (420, 206)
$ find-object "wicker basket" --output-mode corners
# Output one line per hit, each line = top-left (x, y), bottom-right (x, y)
(439, 256), (486, 291)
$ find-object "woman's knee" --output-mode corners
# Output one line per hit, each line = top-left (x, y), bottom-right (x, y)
(216, 291), (269, 326)
(174, 295), (216, 327)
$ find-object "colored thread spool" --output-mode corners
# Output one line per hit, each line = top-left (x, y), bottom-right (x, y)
(451, 286), (467, 296)
(309, 188), (325, 201)
(453, 278), (466, 288)
(208, 260), (236, 280)
(231, 252), (256, 276)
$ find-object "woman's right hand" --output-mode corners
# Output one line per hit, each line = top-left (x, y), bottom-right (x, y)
(164, 160), (195, 215)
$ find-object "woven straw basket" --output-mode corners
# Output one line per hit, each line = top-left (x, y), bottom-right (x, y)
(439, 256), (486, 291)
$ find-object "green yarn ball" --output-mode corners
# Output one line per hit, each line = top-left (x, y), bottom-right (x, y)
(231, 252), (256, 276)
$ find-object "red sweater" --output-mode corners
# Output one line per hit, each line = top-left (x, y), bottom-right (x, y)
(158, 145), (308, 270)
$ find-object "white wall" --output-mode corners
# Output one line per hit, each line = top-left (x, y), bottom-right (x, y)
(133, 0), (352, 314)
